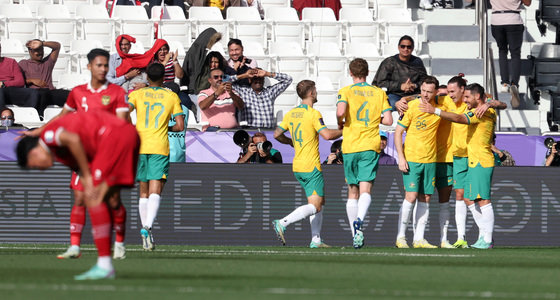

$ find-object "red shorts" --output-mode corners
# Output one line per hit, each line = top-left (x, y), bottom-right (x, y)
(91, 123), (140, 187)
(70, 171), (83, 191)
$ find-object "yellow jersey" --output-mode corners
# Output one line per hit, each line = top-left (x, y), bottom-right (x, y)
(337, 82), (391, 154)
(435, 95), (454, 163)
(397, 98), (440, 163)
(449, 100), (469, 157)
(465, 107), (496, 168)
(128, 86), (184, 155)
(279, 104), (326, 173)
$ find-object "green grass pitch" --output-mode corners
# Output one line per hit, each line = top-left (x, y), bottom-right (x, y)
(0, 244), (559, 299)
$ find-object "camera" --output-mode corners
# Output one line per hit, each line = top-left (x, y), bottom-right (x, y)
(331, 140), (343, 163)
(233, 130), (250, 149)
(544, 137), (560, 151)
(257, 141), (272, 152)
(244, 58), (252, 64)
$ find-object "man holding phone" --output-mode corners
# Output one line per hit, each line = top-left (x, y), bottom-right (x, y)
(227, 39), (258, 86)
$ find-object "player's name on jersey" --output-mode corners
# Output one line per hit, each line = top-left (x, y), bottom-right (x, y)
(352, 90), (375, 97)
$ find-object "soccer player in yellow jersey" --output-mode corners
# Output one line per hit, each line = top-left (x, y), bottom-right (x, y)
(394, 76), (441, 249)
(272, 80), (342, 247)
(421, 83), (497, 249)
(127, 63), (185, 250)
(336, 58), (393, 249)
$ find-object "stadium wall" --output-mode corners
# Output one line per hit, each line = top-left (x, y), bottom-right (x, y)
(0, 162), (559, 246)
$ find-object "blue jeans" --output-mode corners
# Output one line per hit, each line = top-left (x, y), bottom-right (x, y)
(387, 93), (401, 111)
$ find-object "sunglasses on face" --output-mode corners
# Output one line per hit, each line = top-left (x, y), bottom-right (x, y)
(1, 116), (14, 120)
(27, 47), (43, 52)
(399, 45), (413, 50)
(212, 75), (223, 79)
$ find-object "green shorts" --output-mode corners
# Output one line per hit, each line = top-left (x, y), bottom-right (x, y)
(136, 154), (169, 182)
(402, 162), (436, 195)
(294, 168), (325, 197)
(453, 156), (468, 190)
(466, 163), (494, 200)
(436, 162), (453, 189)
(342, 151), (379, 186)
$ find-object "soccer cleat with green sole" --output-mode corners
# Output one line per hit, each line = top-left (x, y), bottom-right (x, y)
(74, 265), (115, 281)
(272, 220), (286, 246)
(57, 246), (81, 259)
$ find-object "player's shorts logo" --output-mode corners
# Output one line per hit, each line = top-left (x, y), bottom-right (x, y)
(101, 95), (110, 105)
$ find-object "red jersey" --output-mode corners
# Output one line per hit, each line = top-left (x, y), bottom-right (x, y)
(64, 82), (129, 115)
(40, 111), (130, 170)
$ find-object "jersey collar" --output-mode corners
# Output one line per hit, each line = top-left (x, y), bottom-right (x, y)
(87, 81), (109, 93)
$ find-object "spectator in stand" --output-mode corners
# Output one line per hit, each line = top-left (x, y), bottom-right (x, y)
(379, 131), (397, 165)
(198, 68), (244, 131)
(237, 132), (283, 163)
(195, 51), (236, 95)
(147, 0), (186, 18)
(324, 139), (343, 165)
(490, 0), (531, 108)
(544, 140), (560, 166)
(152, 42), (184, 92)
(107, 35), (146, 91)
(1, 107), (23, 127)
(241, 0), (264, 19)
(0, 41), (38, 110)
(168, 103), (189, 162)
(227, 39), (257, 86)
(292, 0), (342, 19)
(209, 0), (242, 17)
(372, 35), (427, 111)
(18, 39), (70, 116)
(232, 68), (292, 128)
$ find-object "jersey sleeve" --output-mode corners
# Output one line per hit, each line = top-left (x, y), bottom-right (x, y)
(63, 89), (77, 111)
(41, 123), (65, 147)
(337, 87), (348, 104)
(115, 88), (129, 113)
(464, 109), (479, 124)
(397, 104), (413, 129)
(127, 90), (138, 110)
(380, 89), (391, 113)
(313, 110), (327, 133)
(278, 113), (289, 131)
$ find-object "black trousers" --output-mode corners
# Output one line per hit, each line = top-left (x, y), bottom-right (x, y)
(491, 24), (524, 86)
(0, 87), (69, 116)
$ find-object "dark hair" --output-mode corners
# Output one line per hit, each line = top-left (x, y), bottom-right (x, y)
(437, 85), (447, 90)
(296, 80), (316, 99)
(349, 58), (369, 78)
(228, 38), (243, 48)
(448, 73), (467, 88)
(252, 132), (267, 142)
(465, 83), (485, 98)
(1, 107), (14, 117)
(87, 48), (110, 63)
(330, 139), (342, 153)
(147, 63), (165, 82)
(154, 43), (170, 61)
(398, 35), (414, 48)
(205, 51), (226, 71)
(16, 136), (39, 168)
(422, 76), (439, 88)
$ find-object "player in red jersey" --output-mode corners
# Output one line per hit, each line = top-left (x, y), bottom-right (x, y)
(24, 49), (130, 260)
(17, 110), (140, 280)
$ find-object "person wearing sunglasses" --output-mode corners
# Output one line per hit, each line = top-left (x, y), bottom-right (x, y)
(0, 107), (22, 127)
(372, 35), (427, 111)
(18, 40), (69, 116)
(198, 68), (245, 131)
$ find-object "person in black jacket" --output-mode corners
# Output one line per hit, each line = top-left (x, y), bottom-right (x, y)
(371, 35), (427, 111)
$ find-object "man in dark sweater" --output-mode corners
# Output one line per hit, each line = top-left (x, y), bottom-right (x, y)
(372, 35), (427, 111)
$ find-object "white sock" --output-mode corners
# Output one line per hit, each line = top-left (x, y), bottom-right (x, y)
(414, 202), (429, 242)
(439, 202), (450, 243)
(397, 200), (414, 238)
(412, 201), (418, 235)
(69, 245), (80, 251)
(280, 203), (317, 227)
(138, 197), (148, 227)
(145, 193), (161, 229)
(480, 203), (494, 243)
(346, 199), (358, 236)
(97, 256), (113, 270)
(309, 210), (323, 243)
(455, 200), (467, 240)
(114, 241), (124, 247)
(468, 203), (484, 238)
(357, 193), (372, 221)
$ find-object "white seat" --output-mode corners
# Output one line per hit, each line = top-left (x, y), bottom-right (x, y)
(186, 109), (208, 131)
(151, 6), (191, 48)
(314, 106), (338, 128)
(0, 0), (13, 4)
(227, 7), (266, 46)
(21, 0), (52, 17)
(10, 106), (41, 123)
(309, 76), (334, 91)
(167, 40), (186, 63)
(315, 90), (338, 108)
(60, 0), (93, 17)
(57, 73), (89, 90)
(266, 7), (305, 49)
(339, 7), (381, 46)
(0, 4), (39, 43)
(188, 7), (228, 42)
(70, 39), (103, 74)
(378, 8), (422, 53)
(261, 0), (289, 10)
(346, 42), (382, 78)
(43, 106), (62, 122)
(302, 7), (343, 49)
(112, 5), (153, 49)
(269, 42), (309, 80)
(306, 41), (345, 88)
(38, 5), (76, 50)
(274, 90), (298, 124)
(242, 41), (270, 71)
(0, 38), (25, 53)
(52, 53), (71, 87)
(75, 5), (115, 49)
(340, 0), (368, 8)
